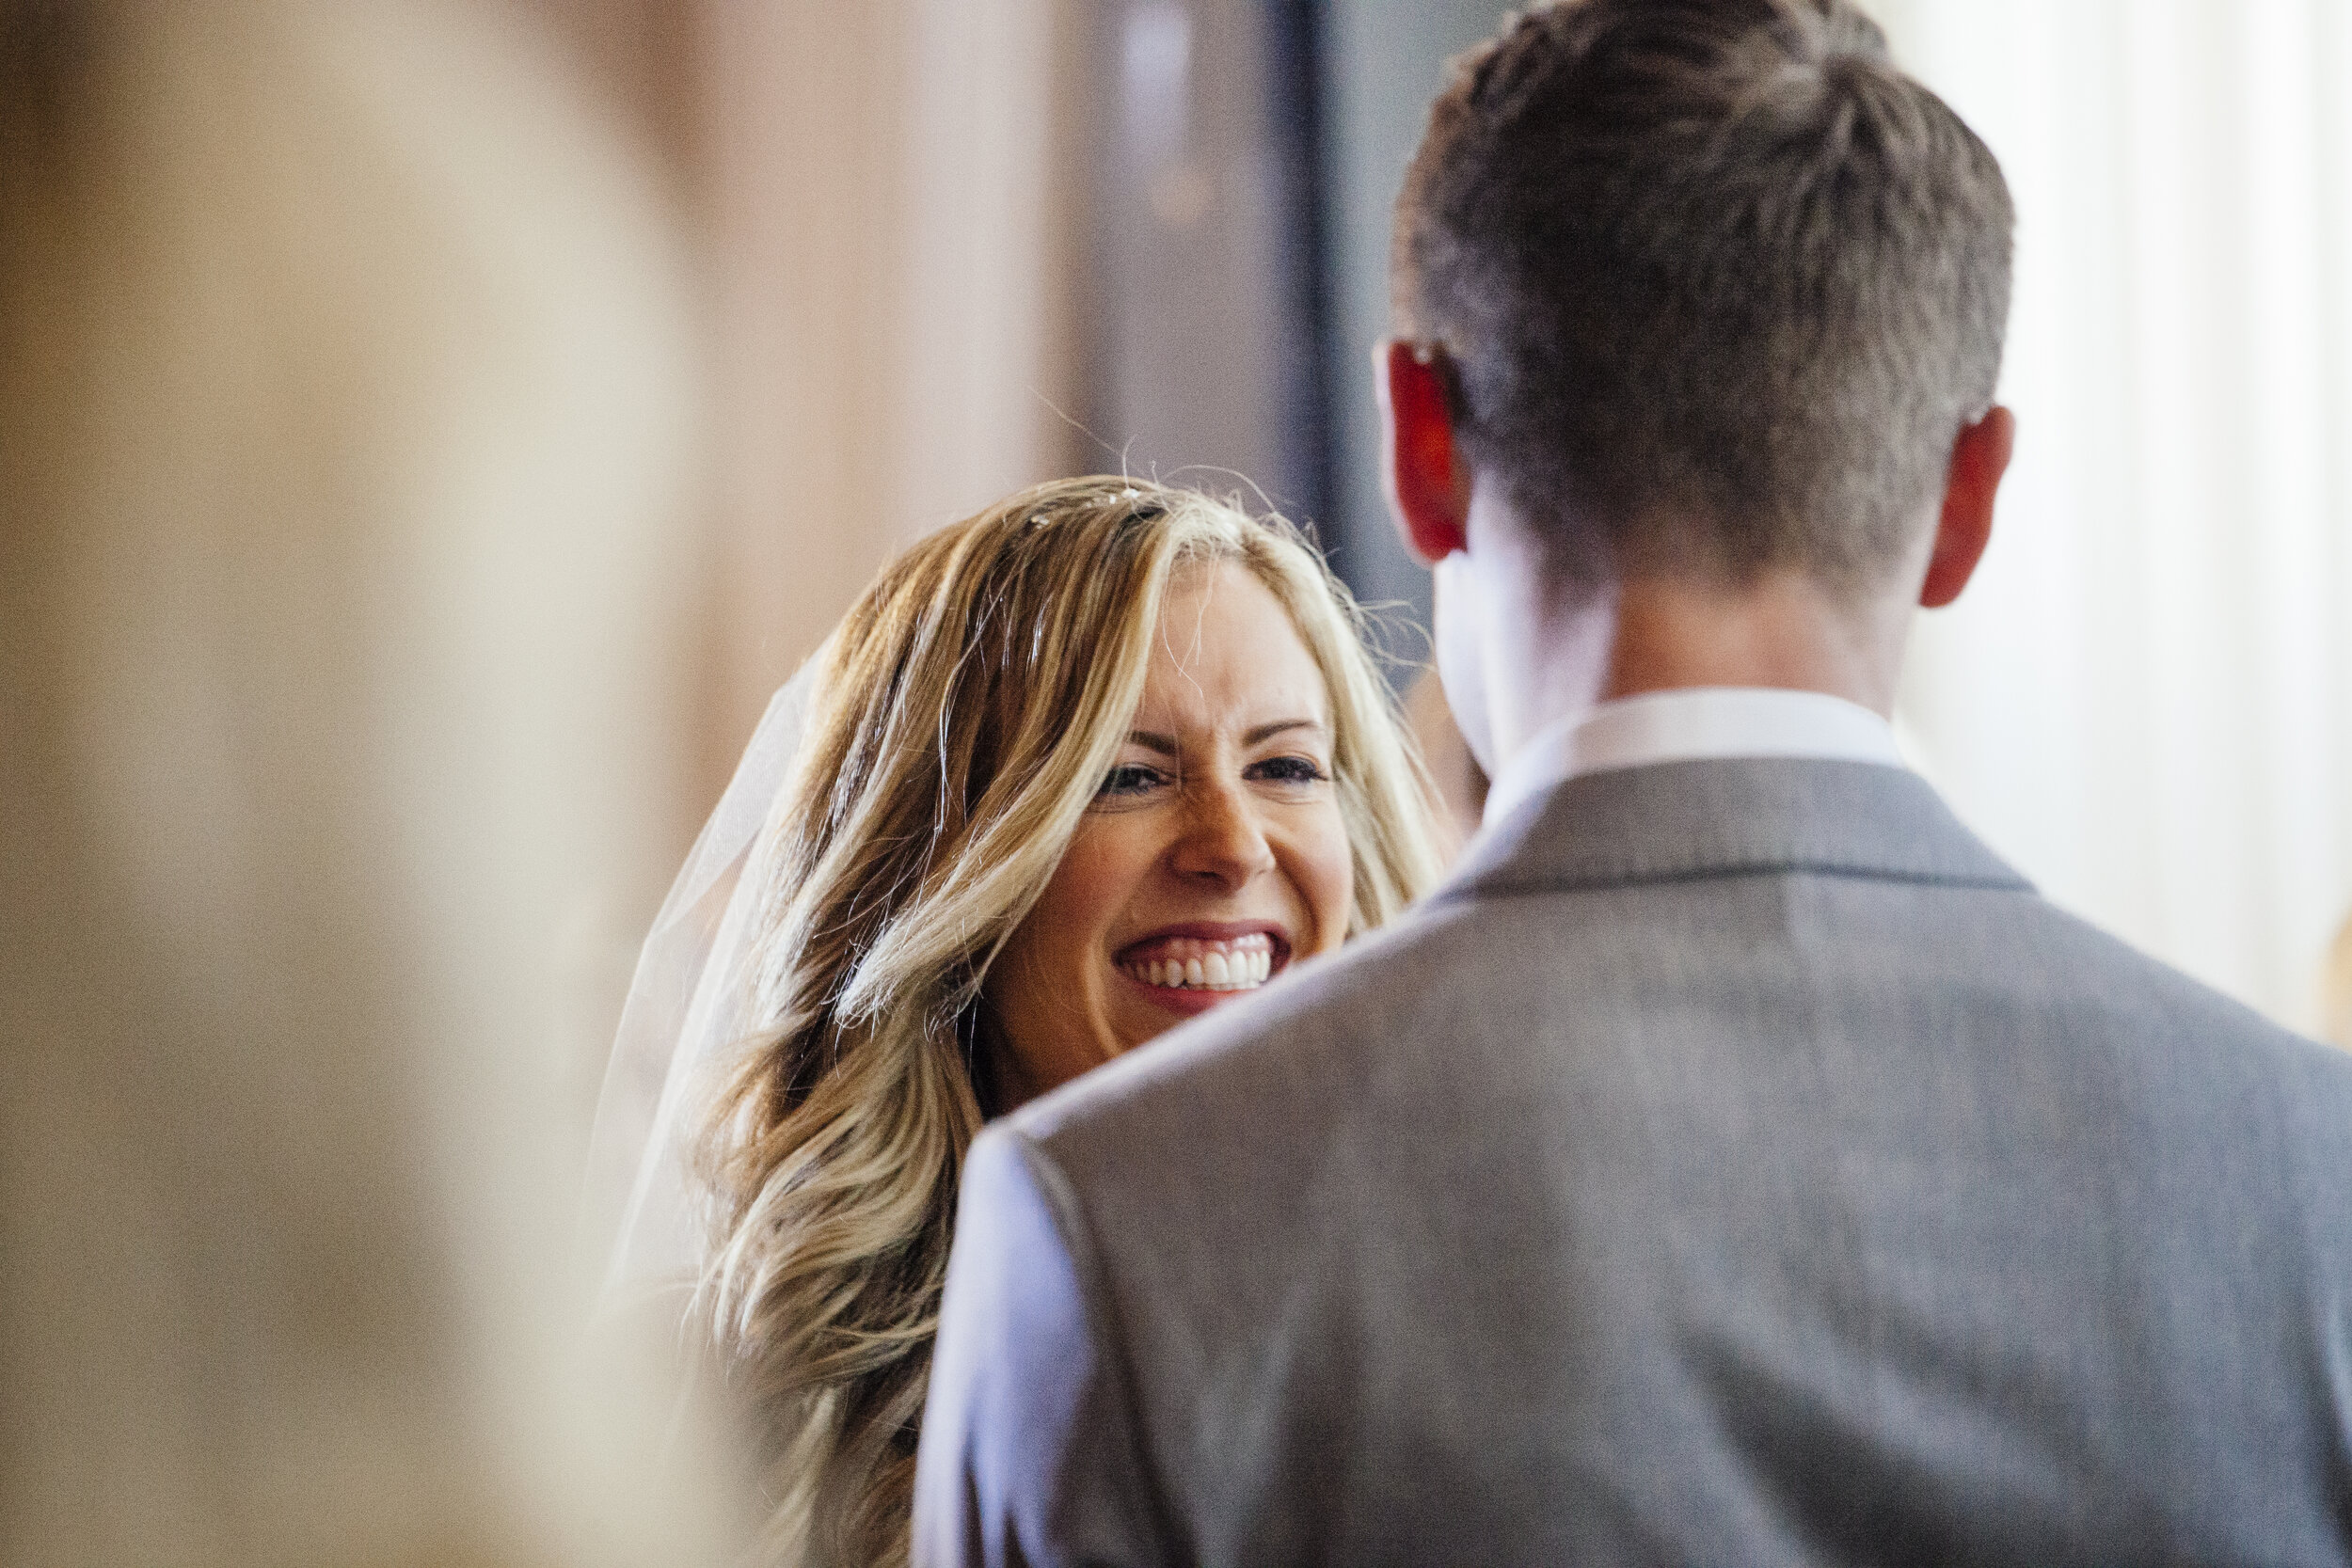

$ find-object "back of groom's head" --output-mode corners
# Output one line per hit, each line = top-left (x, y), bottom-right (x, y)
(1395, 0), (2011, 592)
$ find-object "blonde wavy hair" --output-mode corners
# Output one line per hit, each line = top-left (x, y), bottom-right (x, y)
(693, 476), (1442, 1564)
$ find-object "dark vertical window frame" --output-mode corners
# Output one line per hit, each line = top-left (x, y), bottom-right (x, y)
(1260, 0), (1340, 549)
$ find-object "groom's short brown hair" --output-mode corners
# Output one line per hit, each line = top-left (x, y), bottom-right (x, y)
(1394, 0), (2011, 588)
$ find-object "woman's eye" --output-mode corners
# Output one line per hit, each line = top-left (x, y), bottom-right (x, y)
(1248, 755), (1329, 787)
(1096, 763), (1168, 799)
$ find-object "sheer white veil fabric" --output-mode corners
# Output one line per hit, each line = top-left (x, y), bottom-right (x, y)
(585, 665), (818, 1311)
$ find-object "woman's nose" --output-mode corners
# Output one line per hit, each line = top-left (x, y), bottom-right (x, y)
(1169, 778), (1278, 888)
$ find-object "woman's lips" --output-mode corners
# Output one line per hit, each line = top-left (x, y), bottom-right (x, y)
(1114, 926), (1290, 1014)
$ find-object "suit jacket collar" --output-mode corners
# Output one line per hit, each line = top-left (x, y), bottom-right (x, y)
(1434, 755), (2033, 905)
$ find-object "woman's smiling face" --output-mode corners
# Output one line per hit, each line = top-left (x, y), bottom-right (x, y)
(986, 561), (1355, 1106)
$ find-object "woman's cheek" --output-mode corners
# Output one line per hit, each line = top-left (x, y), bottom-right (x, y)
(1304, 806), (1355, 953)
(1051, 815), (1151, 947)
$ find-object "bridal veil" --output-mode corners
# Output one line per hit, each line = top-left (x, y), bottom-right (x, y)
(584, 665), (818, 1309)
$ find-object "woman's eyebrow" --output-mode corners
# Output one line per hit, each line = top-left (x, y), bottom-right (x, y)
(1244, 719), (1326, 746)
(1127, 720), (1326, 752)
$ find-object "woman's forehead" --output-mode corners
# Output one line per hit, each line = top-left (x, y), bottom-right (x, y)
(1137, 562), (1329, 723)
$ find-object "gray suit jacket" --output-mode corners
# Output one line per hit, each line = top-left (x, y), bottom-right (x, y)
(914, 758), (2352, 1566)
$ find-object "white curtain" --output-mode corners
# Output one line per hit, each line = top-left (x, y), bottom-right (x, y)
(1877, 0), (2352, 1033)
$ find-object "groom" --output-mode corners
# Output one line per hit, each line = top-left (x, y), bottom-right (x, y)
(916, 1), (2352, 1561)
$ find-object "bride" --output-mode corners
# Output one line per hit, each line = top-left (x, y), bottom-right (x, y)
(594, 476), (1442, 1565)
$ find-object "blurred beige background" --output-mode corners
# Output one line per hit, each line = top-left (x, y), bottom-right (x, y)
(504, 0), (1090, 791)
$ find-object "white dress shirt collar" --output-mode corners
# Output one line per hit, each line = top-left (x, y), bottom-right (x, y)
(1482, 686), (1907, 828)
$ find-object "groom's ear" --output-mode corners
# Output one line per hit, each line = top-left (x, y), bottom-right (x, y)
(1919, 404), (2014, 609)
(1375, 340), (1471, 565)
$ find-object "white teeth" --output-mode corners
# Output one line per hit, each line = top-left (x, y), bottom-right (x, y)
(1122, 935), (1280, 992)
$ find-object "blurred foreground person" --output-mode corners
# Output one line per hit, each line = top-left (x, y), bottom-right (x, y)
(916, 2), (2352, 1563)
(591, 479), (1442, 1566)
(1, 4), (741, 1564)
